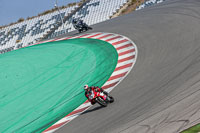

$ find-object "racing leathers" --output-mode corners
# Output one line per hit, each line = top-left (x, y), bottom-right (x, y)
(72, 19), (84, 30)
(84, 86), (108, 105)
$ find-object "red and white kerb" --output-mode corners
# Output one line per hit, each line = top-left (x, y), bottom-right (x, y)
(41, 32), (138, 133)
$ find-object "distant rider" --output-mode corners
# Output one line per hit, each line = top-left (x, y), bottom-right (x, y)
(72, 19), (78, 29)
(72, 19), (84, 29)
(84, 84), (108, 105)
(77, 19), (84, 26)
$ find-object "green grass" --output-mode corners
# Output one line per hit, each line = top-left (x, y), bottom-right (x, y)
(181, 124), (200, 133)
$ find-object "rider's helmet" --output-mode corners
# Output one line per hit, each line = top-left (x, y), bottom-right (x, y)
(84, 84), (89, 90)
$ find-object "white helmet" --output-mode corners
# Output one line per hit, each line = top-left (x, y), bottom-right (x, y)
(84, 84), (89, 90)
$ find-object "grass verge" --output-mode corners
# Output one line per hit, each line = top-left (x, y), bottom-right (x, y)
(181, 124), (200, 133)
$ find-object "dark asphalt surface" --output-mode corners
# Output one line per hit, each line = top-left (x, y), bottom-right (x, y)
(56, 0), (200, 132)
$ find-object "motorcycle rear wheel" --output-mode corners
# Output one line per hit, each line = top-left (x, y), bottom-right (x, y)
(96, 97), (107, 107)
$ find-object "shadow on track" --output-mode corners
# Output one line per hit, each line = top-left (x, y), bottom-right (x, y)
(81, 106), (105, 115)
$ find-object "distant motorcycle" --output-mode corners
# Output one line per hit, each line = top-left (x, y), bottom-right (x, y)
(88, 89), (114, 107)
(77, 23), (92, 33)
(72, 19), (92, 33)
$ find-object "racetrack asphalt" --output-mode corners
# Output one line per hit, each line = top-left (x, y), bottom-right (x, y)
(55, 0), (200, 132)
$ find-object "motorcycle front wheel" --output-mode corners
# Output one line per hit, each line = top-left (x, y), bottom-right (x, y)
(109, 96), (114, 103)
(88, 27), (92, 30)
(96, 97), (107, 107)
(78, 29), (82, 33)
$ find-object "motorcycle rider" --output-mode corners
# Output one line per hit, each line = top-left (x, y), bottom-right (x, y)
(72, 19), (78, 29)
(72, 19), (83, 28)
(72, 19), (91, 33)
(77, 19), (84, 26)
(84, 84), (109, 105)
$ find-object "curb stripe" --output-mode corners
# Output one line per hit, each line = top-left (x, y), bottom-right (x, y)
(96, 34), (113, 39)
(117, 60), (135, 68)
(118, 52), (135, 60)
(117, 47), (134, 53)
(108, 72), (127, 81)
(104, 78), (122, 86)
(118, 55), (135, 63)
(44, 121), (69, 132)
(115, 41), (131, 48)
(102, 81), (119, 89)
(112, 67), (131, 76)
(118, 49), (135, 56)
(112, 39), (129, 45)
(100, 35), (116, 41)
(76, 102), (91, 110)
(107, 38), (126, 44)
(65, 106), (88, 117)
(116, 43), (133, 50)
(87, 33), (102, 38)
(76, 34), (90, 38)
(115, 63), (133, 71)
(105, 36), (122, 41)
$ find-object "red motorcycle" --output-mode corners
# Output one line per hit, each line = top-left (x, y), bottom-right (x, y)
(88, 89), (114, 107)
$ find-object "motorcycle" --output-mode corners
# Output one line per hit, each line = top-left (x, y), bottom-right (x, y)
(88, 89), (114, 107)
(73, 22), (92, 33)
